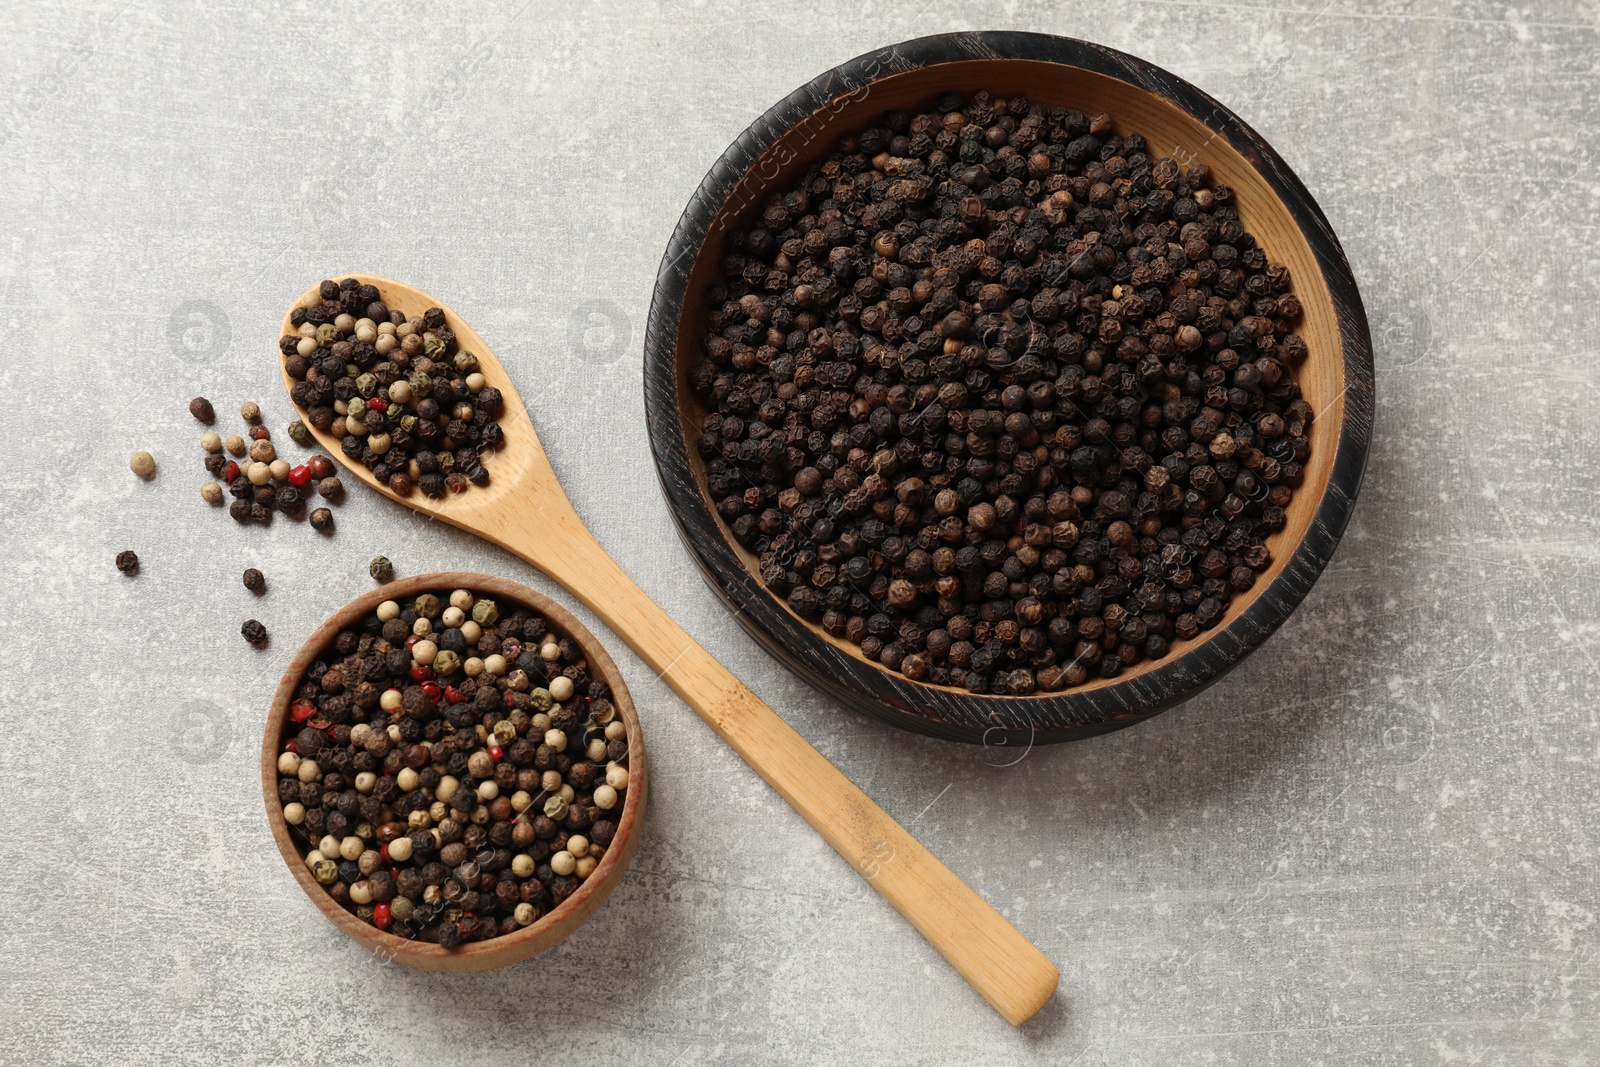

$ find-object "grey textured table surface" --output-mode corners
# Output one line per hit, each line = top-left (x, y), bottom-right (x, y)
(4, 1), (1597, 1063)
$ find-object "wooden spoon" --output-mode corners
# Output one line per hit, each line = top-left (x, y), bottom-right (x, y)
(280, 274), (1059, 1024)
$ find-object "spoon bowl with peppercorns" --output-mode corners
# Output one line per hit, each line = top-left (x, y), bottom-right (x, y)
(263, 573), (648, 970)
(643, 31), (1375, 745)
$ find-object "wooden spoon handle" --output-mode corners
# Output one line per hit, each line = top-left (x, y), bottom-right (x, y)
(501, 512), (1058, 1024)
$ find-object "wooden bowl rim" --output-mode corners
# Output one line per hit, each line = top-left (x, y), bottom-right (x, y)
(260, 571), (648, 967)
(642, 31), (1374, 745)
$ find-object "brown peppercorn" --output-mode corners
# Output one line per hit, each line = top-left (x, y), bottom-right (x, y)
(189, 397), (215, 423)
(310, 508), (334, 533)
(241, 619), (268, 646)
(243, 568), (266, 593)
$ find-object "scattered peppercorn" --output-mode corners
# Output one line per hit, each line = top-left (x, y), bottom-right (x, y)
(310, 508), (334, 533)
(129, 450), (155, 478)
(692, 92), (1310, 694)
(288, 419), (311, 445)
(115, 550), (139, 574)
(242, 619), (268, 646)
(243, 568), (266, 593)
(196, 406), (340, 530)
(317, 476), (343, 500)
(190, 397), (215, 423)
(241, 401), (261, 423)
(274, 587), (629, 944)
(369, 555), (395, 583)
(282, 279), (504, 499)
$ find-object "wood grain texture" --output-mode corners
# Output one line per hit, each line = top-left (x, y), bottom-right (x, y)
(278, 278), (1060, 1022)
(261, 572), (648, 971)
(642, 31), (1376, 746)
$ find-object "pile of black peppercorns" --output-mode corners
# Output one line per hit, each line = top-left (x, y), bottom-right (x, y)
(275, 588), (631, 945)
(692, 92), (1313, 695)
(282, 279), (505, 498)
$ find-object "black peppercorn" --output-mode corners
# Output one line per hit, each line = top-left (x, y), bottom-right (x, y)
(243, 568), (266, 593)
(189, 397), (214, 423)
(241, 619), (268, 646)
(310, 508), (334, 533)
(115, 550), (139, 575)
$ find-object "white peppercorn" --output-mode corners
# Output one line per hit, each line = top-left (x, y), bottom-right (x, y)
(606, 763), (629, 790)
(376, 600), (400, 622)
(550, 850), (576, 876)
(549, 676), (575, 702)
(593, 784), (618, 810)
(283, 802), (306, 825)
(201, 432), (223, 453)
(225, 434), (246, 456)
(129, 450), (155, 477)
(201, 481), (224, 505)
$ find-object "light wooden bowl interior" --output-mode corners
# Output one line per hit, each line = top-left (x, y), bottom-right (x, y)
(260, 572), (648, 971)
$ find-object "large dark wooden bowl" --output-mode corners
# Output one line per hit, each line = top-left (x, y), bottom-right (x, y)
(643, 32), (1373, 746)
(261, 572), (648, 970)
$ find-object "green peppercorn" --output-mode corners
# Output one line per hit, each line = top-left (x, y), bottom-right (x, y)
(316, 323), (336, 347)
(432, 650), (460, 676)
(414, 594), (441, 618)
(355, 373), (377, 397)
(409, 371), (434, 398)
(453, 351), (479, 374)
(528, 688), (553, 712)
(472, 599), (499, 625)
(390, 895), (415, 922)
(369, 555), (395, 583)
(543, 795), (569, 820)
(288, 419), (311, 445)
(312, 859), (338, 885)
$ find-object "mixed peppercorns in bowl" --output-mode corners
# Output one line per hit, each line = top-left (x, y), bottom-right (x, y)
(262, 573), (647, 970)
(644, 32), (1374, 744)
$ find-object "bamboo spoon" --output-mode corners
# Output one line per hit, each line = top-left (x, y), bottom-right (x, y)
(279, 275), (1059, 1024)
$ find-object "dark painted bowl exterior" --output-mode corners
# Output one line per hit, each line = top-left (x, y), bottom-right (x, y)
(644, 32), (1374, 745)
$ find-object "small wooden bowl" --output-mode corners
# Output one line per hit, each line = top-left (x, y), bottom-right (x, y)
(261, 572), (648, 970)
(644, 32), (1374, 745)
